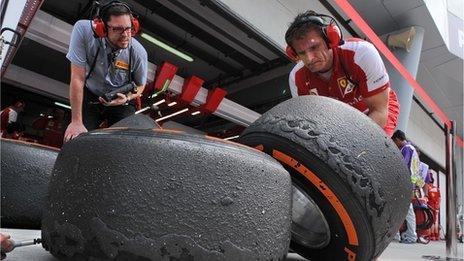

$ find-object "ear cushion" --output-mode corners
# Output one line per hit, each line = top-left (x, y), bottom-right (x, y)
(326, 24), (341, 47)
(131, 17), (140, 35)
(93, 18), (106, 38)
(286, 45), (298, 62)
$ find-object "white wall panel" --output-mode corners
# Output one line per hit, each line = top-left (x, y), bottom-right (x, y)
(406, 99), (446, 167)
(217, 0), (352, 49)
(1, 0), (28, 64)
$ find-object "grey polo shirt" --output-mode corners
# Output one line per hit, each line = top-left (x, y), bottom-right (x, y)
(66, 20), (148, 97)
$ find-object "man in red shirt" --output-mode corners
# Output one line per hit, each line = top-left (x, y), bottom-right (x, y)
(286, 11), (399, 136)
(0, 100), (25, 139)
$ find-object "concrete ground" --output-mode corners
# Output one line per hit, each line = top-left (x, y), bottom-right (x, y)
(1, 228), (463, 260)
(378, 240), (463, 261)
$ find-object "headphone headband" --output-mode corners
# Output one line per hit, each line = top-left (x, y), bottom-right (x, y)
(92, 1), (140, 38)
(99, 1), (133, 22)
(285, 11), (343, 62)
(297, 15), (329, 27)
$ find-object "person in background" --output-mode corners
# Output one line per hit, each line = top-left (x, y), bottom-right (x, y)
(0, 100), (26, 139)
(417, 150), (430, 196)
(285, 10), (400, 136)
(64, 1), (147, 142)
(392, 129), (422, 244)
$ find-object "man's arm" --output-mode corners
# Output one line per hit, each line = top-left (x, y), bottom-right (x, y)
(64, 64), (87, 142)
(126, 43), (148, 102)
(98, 83), (145, 106)
(127, 85), (145, 101)
(289, 61), (305, 98)
(363, 87), (389, 128)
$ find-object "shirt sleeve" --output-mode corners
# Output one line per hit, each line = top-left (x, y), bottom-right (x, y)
(353, 41), (389, 98)
(66, 20), (88, 67)
(289, 72), (298, 98)
(8, 110), (17, 123)
(401, 146), (413, 169)
(289, 61), (304, 98)
(132, 45), (148, 86)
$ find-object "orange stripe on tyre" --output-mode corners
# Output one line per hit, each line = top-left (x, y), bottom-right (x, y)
(272, 149), (359, 246)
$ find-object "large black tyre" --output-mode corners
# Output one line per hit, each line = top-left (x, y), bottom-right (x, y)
(41, 128), (292, 261)
(238, 96), (411, 261)
(1, 139), (59, 229)
(110, 114), (161, 129)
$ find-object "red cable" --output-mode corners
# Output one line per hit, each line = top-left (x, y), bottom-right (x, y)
(334, 0), (463, 148)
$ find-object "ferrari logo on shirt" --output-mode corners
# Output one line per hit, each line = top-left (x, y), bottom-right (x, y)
(338, 77), (348, 89)
(115, 60), (129, 70)
(337, 77), (355, 96)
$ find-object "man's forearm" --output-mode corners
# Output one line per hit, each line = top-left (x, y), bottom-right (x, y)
(69, 80), (84, 123)
(368, 109), (388, 129)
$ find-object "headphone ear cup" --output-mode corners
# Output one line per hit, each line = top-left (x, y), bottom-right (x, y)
(326, 24), (341, 47)
(286, 45), (299, 62)
(93, 18), (106, 38)
(131, 17), (140, 35)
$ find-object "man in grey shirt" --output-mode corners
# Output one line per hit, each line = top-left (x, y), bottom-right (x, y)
(64, 1), (148, 142)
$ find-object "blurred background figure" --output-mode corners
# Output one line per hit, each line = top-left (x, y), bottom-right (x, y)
(0, 100), (26, 139)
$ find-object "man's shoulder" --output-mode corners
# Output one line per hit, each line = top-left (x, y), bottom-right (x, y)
(130, 38), (147, 58)
(339, 38), (376, 57)
(402, 142), (417, 152)
(73, 19), (92, 32)
(290, 61), (305, 77)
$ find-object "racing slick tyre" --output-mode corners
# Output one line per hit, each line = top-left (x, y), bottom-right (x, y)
(110, 113), (161, 129)
(41, 128), (292, 261)
(1, 139), (59, 229)
(238, 96), (411, 261)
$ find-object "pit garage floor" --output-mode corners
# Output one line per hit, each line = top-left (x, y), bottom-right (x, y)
(1, 228), (463, 260)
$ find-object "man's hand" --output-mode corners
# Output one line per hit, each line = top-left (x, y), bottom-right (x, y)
(1, 233), (14, 260)
(98, 93), (128, 107)
(64, 121), (88, 142)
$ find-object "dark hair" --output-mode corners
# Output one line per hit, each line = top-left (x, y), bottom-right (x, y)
(101, 2), (132, 24)
(13, 100), (25, 107)
(392, 130), (407, 141)
(285, 10), (328, 46)
(428, 173), (434, 184)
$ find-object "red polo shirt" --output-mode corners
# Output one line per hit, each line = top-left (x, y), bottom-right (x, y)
(289, 38), (399, 136)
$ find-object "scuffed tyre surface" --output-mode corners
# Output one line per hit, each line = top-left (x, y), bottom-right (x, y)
(1, 139), (59, 229)
(110, 114), (161, 129)
(41, 129), (292, 261)
(239, 96), (411, 261)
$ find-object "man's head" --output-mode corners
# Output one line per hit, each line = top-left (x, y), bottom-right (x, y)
(102, 2), (134, 49)
(391, 129), (407, 148)
(12, 100), (25, 112)
(285, 11), (334, 73)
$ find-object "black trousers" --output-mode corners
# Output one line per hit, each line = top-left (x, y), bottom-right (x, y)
(82, 87), (135, 131)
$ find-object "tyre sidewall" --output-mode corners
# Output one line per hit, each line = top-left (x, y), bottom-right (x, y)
(240, 133), (374, 261)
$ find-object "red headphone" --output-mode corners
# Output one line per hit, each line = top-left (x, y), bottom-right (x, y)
(92, 1), (140, 38)
(285, 13), (342, 61)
